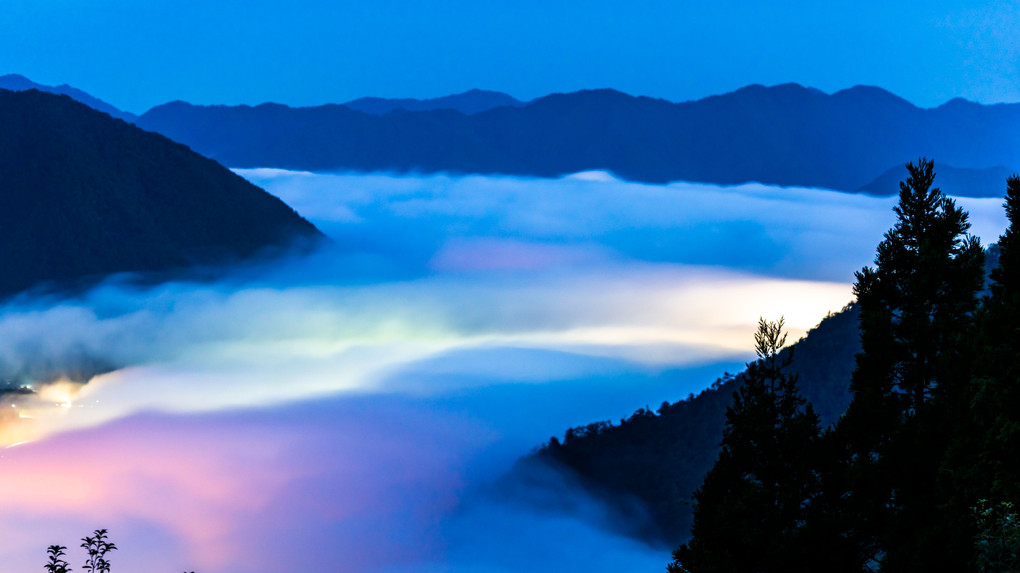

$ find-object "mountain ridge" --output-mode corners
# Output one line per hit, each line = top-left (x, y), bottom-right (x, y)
(134, 83), (1020, 193)
(5, 74), (1015, 195)
(860, 164), (1017, 197)
(0, 74), (137, 122)
(343, 88), (525, 115)
(0, 89), (324, 298)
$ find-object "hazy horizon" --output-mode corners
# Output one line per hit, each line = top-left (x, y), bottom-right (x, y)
(2, 1), (1017, 113)
(1, 73), (1013, 115)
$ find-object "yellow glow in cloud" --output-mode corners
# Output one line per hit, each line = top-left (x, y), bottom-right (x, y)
(0, 264), (851, 447)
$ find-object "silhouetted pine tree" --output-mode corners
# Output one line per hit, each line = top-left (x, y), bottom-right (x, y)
(974, 175), (1020, 503)
(830, 158), (985, 571)
(945, 174), (1020, 550)
(669, 318), (820, 573)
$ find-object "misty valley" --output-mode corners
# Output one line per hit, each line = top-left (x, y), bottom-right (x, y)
(1, 160), (1012, 571)
(3, 62), (1020, 572)
(1, 167), (870, 570)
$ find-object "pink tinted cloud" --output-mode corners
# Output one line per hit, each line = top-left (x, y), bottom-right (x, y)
(0, 398), (494, 573)
(430, 238), (607, 272)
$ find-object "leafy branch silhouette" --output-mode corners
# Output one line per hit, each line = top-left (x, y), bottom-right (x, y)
(45, 530), (197, 573)
(80, 529), (116, 573)
(44, 545), (71, 573)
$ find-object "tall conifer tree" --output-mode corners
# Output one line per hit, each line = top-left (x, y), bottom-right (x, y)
(669, 318), (820, 573)
(965, 175), (1020, 505)
(834, 158), (984, 571)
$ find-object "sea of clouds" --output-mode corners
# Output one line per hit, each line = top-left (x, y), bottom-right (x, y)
(0, 170), (1005, 572)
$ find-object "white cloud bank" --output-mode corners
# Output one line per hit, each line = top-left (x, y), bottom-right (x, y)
(0, 170), (1006, 572)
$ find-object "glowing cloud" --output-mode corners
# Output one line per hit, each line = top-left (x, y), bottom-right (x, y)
(1, 170), (1005, 572)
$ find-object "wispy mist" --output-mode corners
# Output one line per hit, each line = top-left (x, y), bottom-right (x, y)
(245, 168), (1008, 282)
(1, 170), (1002, 571)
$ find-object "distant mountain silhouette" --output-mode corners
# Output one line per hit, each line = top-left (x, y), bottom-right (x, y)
(0, 74), (137, 122)
(0, 89), (323, 297)
(135, 84), (1020, 193)
(860, 163), (1016, 198)
(343, 89), (525, 115)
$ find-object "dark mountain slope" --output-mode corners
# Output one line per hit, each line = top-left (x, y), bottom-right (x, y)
(136, 84), (1020, 192)
(861, 163), (1016, 198)
(522, 305), (861, 546)
(343, 89), (525, 115)
(0, 89), (323, 297)
(0, 74), (137, 122)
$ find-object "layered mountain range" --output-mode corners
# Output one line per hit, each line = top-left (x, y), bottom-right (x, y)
(5, 74), (1016, 196)
(132, 84), (1020, 195)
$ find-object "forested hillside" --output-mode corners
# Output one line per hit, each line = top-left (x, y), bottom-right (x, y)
(0, 89), (323, 298)
(529, 304), (861, 544)
(531, 161), (1020, 573)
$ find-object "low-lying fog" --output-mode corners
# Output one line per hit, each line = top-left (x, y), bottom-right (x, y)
(0, 170), (1005, 572)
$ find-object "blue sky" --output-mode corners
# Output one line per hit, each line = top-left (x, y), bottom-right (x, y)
(2, 0), (1018, 113)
